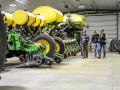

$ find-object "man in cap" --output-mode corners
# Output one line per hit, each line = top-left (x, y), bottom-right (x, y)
(99, 29), (107, 58)
(80, 31), (90, 58)
(91, 31), (100, 58)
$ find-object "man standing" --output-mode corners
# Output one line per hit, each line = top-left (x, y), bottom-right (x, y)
(99, 29), (107, 58)
(91, 31), (100, 58)
(80, 31), (90, 58)
(0, 5), (7, 79)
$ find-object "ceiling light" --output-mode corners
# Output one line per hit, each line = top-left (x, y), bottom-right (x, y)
(78, 5), (85, 9)
(15, 0), (28, 4)
(15, 0), (24, 4)
(9, 4), (16, 7)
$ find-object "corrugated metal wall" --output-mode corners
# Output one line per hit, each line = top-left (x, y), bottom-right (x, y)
(84, 14), (117, 39)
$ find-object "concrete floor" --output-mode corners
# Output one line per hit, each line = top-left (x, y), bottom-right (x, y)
(0, 53), (120, 90)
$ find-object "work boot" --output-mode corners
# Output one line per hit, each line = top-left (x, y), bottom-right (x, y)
(102, 56), (106, 59)
(97, 57), (101, 59)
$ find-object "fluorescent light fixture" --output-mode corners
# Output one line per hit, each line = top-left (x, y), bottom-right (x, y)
(78, 5), (85, 9)
(15, 0), (28, 4)
(9, 4), (16, 7)
(15, 0), (24, 4)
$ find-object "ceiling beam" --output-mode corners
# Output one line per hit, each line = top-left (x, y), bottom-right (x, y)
(63, 9), (119, 14)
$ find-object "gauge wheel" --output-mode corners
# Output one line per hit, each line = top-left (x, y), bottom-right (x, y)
(54, 37), (65, 54)
(34, 34), (56, 57)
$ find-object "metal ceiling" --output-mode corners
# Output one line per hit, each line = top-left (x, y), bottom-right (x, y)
(0, 0), (120, 13)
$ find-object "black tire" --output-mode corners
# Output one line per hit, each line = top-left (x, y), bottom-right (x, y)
(33, 56), (42, 65)
(6, 52), (13, 58)
(34, 34), (56, 57)
(64, 53), (68, 59)
(55, 57), (62, 63)
(68, 52), (71, 57)
(0, 12), (7, 72)
(45, 58), (53, 65)
(73, 51), (77, 56)
(76, 50), (78, 53)
(19, 55), (26, 63)
(71, 51), (74, 56)
(54, 37), (65, 54)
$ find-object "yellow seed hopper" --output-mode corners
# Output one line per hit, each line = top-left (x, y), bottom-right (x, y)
(13, 10), (46, 28)
(32, 6), (63, 24)
(63, 14), (85, 25)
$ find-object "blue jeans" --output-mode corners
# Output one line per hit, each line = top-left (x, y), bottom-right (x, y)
(99, 44), (106, 58)
(93, 43), (100, 57)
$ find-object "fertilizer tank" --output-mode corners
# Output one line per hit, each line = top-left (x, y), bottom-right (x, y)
(32, 6), (63, 24)
(63, 14), (85, 26)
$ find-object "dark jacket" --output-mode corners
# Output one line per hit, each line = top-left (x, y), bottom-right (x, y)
(91, 34), (99, 43)
(99, 33), (106, 44)
(80, 34), (90, 45)
(0, 10), (6, 31)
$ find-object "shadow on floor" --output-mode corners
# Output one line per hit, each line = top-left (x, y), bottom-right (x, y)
(15, 62), (70, 70)
(0, 86), (27, 90)
(4, 56), (77, 70)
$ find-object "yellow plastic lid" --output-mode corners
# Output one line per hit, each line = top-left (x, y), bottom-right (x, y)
(27, 12), (35, 26)
(4, 13), (13, 26)
(32, 15), (41, 27)
(39, 15), (46, 27)
(13, 10), (28, 25)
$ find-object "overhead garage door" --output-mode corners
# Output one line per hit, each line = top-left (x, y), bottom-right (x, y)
(84, 14), (117, 39)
